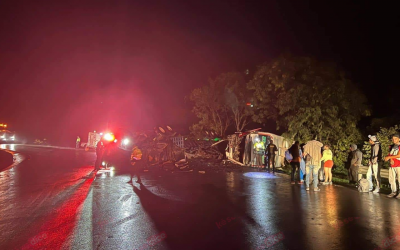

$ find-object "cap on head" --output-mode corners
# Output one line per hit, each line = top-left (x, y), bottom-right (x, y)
(368, 135), (378, 142)
(350, 144), (357, 151)
(393, 133), (400, 139)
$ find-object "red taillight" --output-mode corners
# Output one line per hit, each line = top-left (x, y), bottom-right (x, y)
(103, 133), (115, 142)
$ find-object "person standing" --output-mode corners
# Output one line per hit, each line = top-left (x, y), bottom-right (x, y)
(384, 133), (400, 199)
(265, 139), (278, 173)
(349, 144), (362, 185)
(76, 136), (81, 149)
(321, 144), (334, 185)
(129, 145), (143, 183)
(303, 140), (323, 191)
(289, 141), (302, 184)
(367, 135), (382, 193)
(253, 136), (265, 170)
(299, 143), (306, 184)
(95, 140), (104, 171)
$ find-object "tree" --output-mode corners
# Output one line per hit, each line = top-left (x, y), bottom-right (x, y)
(222, 72), (252, 132)
(188, 72), (253, 161)
(188, 76), (232, 138)
(248, 55), (371, 169)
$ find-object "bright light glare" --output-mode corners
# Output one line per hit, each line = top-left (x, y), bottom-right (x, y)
(243, 172), (280, 179)
(103, 133), (115, 142)
(123, 138), (129, 145)
(102, 161), (106, 166)
(110, 167), (115, 171)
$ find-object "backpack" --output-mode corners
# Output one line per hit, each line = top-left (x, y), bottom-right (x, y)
(358, 178), (370, 192)
(285, 150), (293, 161)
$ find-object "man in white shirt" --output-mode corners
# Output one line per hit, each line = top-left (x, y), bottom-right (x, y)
(303, 140), (323, 191)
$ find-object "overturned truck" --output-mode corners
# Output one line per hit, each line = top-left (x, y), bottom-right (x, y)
(226, 130), (290, 168)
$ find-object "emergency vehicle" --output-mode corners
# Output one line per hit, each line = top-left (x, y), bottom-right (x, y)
(0, 124), (16, 143)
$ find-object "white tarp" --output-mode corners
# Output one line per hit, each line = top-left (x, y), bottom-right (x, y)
(228, 131), (290, 168)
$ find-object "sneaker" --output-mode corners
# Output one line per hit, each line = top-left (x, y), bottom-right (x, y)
(314, 188), (321, 192)
(322, 182), (329, 185)
(387, 193), (397, 198)
(368, 189), (373, 192)
(373, 188), (380, 193)
(306, 187), (310, 191)
(291, 181), (295, 184)
(329, 182), (333, 185)
(396, 195), (400, 199)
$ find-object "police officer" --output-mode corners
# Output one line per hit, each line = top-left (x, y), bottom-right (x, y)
(265, 139), (278, 172)
(76, 136), (81, 149)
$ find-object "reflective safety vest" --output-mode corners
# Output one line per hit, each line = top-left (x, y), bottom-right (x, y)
(254, 141), (265, 152)
(77, 137), (81, 142)
(131, 146), (143, 161)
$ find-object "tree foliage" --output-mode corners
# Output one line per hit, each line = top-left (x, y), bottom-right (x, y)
(248, 55), (371, 169)
(188, 72), (252, 138)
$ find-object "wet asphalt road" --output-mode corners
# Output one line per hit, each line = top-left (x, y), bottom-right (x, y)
(1, 145), (400, 250)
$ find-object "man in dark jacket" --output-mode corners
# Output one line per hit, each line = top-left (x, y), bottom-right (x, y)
(349, 144), (362, 184)
(95, 140), (104, 170)
(265, 139), (278, 172)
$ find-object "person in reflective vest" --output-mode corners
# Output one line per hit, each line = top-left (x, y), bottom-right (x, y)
(129, 145), (143, 183)
(76, 136), (81, 149)
(253, 136), (265, 169)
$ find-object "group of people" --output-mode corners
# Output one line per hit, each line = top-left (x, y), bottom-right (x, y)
(286, 139), (330, 191)
(348, 133), (400, 199)
(254, 133), (400, 197)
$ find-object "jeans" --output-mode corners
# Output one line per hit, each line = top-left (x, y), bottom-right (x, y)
(290, 162), (300, 182)
(367, 162), (380, 189)
(306, 164), (319, 189)
(389, 167), (400, 193)
(299, 168), (304, 181)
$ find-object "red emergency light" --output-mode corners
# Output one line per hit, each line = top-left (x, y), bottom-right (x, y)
(103, 133), (115, 142)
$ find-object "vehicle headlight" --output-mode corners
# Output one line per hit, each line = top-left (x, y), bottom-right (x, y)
(123, 138), (129, 145)
(102, 161), (106, 166)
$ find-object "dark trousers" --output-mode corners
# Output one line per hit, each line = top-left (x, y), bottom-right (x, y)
(130, 164), (142, 182)
(348, 165), (360, 183)
(266, 155), (276, 172)
(95, 153), (103, 170)
(291, 162), (300, 182)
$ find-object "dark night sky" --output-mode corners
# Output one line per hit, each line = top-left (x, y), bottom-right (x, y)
(0, 0), (398, 145)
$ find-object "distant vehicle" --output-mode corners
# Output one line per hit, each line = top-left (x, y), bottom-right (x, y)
(0, 130), (16, 143)
(83, 131), (102, 150)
